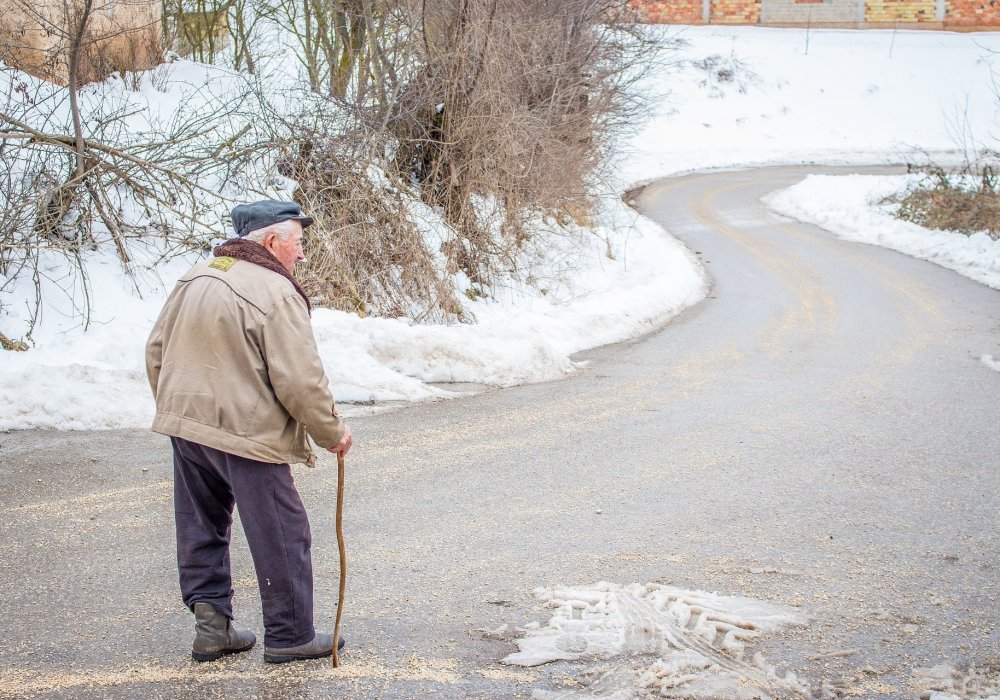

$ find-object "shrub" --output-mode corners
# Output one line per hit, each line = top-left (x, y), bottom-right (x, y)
(387, 0), (661, 286)
(887, 164), (1000, 240)
(276, 121), (463, 322)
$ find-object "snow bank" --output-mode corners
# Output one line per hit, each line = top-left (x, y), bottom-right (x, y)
(0, 202), (705, 430)
(762, 174), (1000, 290)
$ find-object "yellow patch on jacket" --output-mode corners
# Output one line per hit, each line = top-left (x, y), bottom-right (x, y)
(209, 257), (237, 272)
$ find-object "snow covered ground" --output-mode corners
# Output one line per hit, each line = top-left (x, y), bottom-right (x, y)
(622, 26), (997, 181)
(2, 27), (1000, 430)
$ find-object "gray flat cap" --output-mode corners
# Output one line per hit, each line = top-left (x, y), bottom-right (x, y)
(231, 200), (314, 237)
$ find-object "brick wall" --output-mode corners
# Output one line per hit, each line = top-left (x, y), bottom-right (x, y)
(712, 0), (763, 22)
(865, 0), (937, 21)
(629, 0), (705, 23)
(760, 0), (862, 22)
(629, 0), (998, 25)
(946, 0), (1000, 24)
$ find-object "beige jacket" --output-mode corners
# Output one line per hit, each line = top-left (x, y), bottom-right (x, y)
(145, 256), (345, 465)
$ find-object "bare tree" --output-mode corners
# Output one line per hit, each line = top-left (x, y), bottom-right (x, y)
(0, 58), (268, 339)
(253, 89), (463, 322)
(3, 0), (164, 239)
(226, 0), (275, 73)
(163, 0), (232, 63)
(275, 0), (403, 100)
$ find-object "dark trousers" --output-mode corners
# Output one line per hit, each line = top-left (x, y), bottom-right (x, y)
(171, 436), (315, 648)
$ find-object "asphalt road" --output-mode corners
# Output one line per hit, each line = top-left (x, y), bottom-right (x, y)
(1, 166), (998, 699)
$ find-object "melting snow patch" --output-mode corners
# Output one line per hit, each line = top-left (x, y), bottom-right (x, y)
(981, 355), (1000, 373)
(911, 663), (1000, 700)
(502, 582), (810, 699)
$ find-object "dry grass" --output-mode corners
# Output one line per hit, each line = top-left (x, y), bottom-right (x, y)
(277, 129), (463, 323)
(887, 165), (1000, 241)
(0, 330), (29, 351)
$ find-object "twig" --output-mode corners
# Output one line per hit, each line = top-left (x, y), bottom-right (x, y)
(0, 111), (226, 200)
(808, 649), (860, 661)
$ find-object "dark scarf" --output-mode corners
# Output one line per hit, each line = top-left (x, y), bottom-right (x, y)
(213, 238), (312, 315)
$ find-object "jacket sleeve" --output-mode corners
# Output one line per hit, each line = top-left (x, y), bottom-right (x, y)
(260, 294), (346, 449)
(145, 308), (167, 400)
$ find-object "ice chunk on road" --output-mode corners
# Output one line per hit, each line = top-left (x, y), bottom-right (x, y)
(504, 581), (810, 699)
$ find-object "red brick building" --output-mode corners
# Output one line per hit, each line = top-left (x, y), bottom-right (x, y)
(629, 0), (999, 28)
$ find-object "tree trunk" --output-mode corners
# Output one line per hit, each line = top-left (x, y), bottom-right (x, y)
(66, 0), (93, 183)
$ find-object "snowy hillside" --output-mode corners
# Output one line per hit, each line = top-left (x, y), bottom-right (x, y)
(2, 26), (999, 430)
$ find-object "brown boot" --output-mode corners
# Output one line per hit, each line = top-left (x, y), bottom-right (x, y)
(191, 602), (256, 662)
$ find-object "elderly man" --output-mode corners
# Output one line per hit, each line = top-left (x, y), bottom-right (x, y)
(146, 200), (352, 664)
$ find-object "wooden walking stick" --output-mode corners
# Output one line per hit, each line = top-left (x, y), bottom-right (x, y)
(332, 452), (347, 667)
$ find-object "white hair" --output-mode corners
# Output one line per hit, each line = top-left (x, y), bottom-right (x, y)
(244, 218), (300, 244)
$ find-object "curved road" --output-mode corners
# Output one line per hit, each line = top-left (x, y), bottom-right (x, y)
(1, 166), (998, 699)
